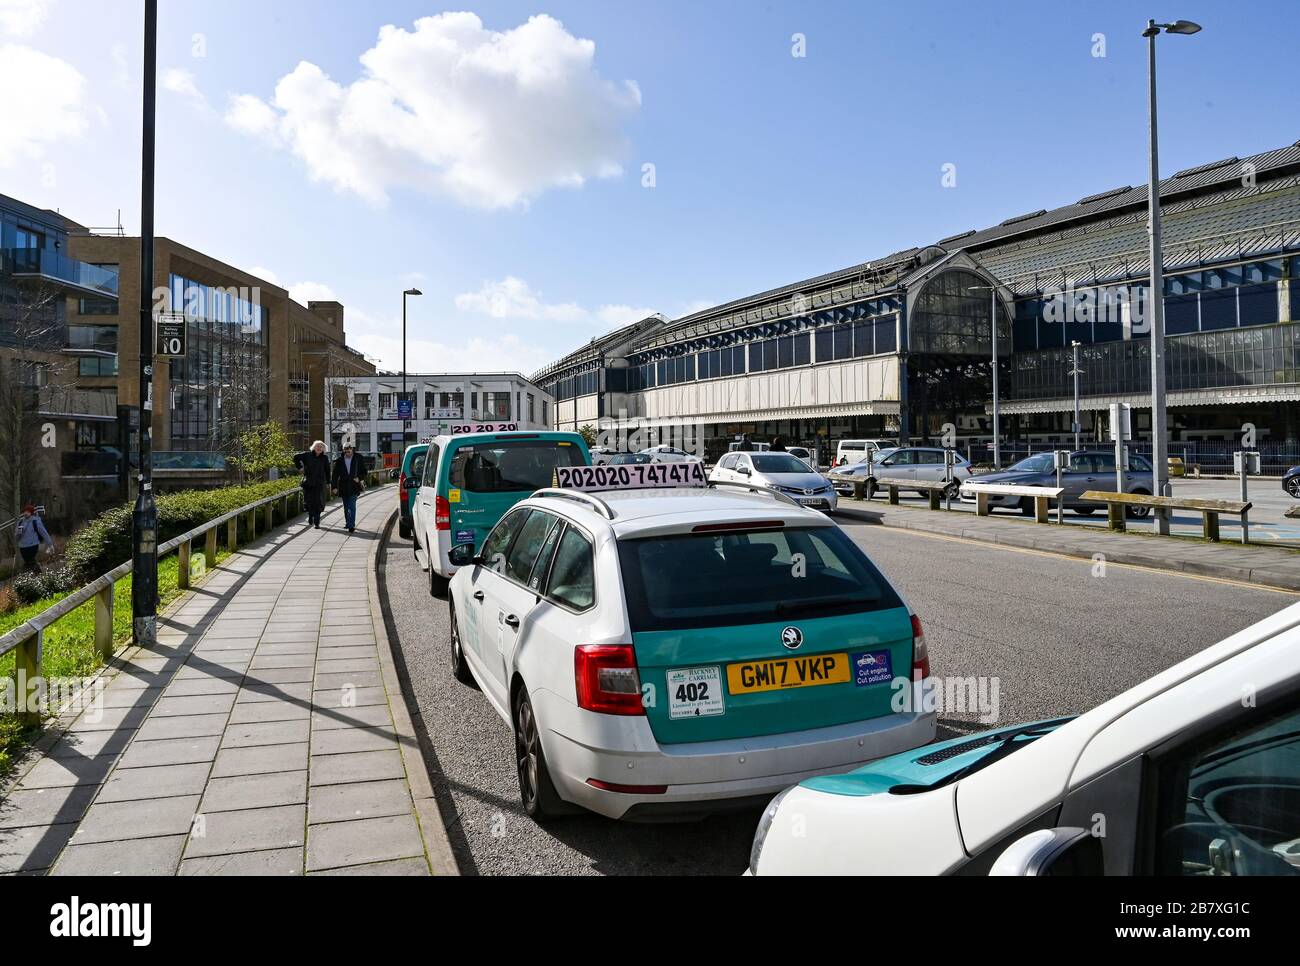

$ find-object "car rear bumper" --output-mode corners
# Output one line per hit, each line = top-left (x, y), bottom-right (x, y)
(535, 689), (935, 820)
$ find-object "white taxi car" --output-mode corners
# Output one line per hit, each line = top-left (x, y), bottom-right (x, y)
(749, 600), (1300, 875)
(444, 463), (935, 821)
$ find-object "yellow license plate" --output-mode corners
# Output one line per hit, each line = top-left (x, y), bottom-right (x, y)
(726, 653), (850, 694)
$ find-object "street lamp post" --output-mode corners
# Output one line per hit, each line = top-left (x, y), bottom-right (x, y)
(969, 284), (1002, 467)
(1070, 340), (1083, 450)
(402, 288), (421, 445)
(1143, 17), (1200, 535)
(132, 0), (159, 647)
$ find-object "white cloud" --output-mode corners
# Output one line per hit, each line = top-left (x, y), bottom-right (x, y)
(224, 12), (640, 208)
(0, 43), (94, 166)
(455, 276), (585, 322)
(289, 281), (337, 305)
(454, 276), (658, 331)
(0, 0), (51, 37)
(162, 68), (208, 109)
(349, 330), (555, 377)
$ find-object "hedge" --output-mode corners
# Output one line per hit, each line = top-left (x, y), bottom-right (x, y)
(62, 478), (301, 582)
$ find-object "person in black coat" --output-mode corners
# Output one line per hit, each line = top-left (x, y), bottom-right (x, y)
(294, 440), (330, 528)
(331, 443), (368, 533)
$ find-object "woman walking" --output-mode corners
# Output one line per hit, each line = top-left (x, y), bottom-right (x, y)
(14, 504), (51, 572)
(294, 440), (330, 529)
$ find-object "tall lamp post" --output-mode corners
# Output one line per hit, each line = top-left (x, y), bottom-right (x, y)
(1143, 17), (1200, 535)
(132, 0), (159, 646)
(969, 284), (1002, 467)
(402, 288), (421, 446)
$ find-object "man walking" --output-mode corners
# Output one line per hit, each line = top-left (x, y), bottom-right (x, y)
(15, 503), (50, 572)
(332, 443), (368, 533)
(294, 440), (330, 528)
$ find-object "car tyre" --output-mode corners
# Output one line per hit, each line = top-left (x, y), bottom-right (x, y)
(1019, 496), (1035, 516)
(944, 479), (962, 499)
(448, 601), (475, 686)
(513, 686), (566, 821)
(1126, 491), (1152, 519)
(1287, 476), (1300, 498)
(1075, 506), (1097, 516)
(399, 518), (411, 539)
(864, 478), (878, 500)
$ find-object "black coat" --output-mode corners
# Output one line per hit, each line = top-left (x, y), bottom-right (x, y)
(294, 450), (330, 489)
(332, 454), (368, 497)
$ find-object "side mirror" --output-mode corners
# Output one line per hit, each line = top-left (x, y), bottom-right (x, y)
(448, 543), (478, 567)
(405, 477), (420, 489)
(738, 466), (751, 476)
(989, 828), (1102, 876)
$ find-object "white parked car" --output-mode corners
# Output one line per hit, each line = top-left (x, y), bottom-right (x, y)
(749, 601), (1300, 875)
(786, 446), (816, 469)
(589, 446), (618, 466)
(831, 446), (972, 499)
(445, 482), (933, 820)
(639, 445), (702, 464)
(711, 451), (837, 512)
(835, 439), (894, 466)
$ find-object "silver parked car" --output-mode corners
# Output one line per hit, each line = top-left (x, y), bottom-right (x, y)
(710, 451), (838, 512)
(960, 450), (1155, 517)
(831, 447), (972, 499)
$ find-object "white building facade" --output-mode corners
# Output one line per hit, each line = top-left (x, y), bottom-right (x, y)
(324, 372), (555, 460)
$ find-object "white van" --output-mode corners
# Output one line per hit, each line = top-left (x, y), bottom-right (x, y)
(835, 439), (893, 466)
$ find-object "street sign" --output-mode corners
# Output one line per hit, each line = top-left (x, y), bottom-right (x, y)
(155, 312), (187, 358)
(1108, 402), (1131, 442)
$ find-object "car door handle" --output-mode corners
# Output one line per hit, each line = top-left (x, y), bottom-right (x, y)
(472, 591), (484, 602)
(504, 614), (520, 629)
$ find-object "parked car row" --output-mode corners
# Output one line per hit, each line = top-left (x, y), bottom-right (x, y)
(396, 430), (1298, 876)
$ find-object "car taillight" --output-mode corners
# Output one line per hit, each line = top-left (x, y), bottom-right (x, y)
(910, 614), (930, 681)
(399, 472), (408, 503)
(435, 494), (450, 531)
(575, 645), (644, 716)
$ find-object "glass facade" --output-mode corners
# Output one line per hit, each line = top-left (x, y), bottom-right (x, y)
(1012, 322), (1300, 400)
(909, 269), (1012, 356)
(166, 273), (270, 451)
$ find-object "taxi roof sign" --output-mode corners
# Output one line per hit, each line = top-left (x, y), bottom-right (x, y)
(554, 462), (706, 492)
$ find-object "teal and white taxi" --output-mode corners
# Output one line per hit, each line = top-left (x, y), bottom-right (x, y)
(444, 462), (935, 820)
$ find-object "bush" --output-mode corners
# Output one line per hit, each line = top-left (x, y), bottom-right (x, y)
(8, 562), (81, 604)
(62, 478), (299, 582)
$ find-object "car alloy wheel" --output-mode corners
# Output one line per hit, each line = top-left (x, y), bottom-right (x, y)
(513, 687), (567, 820)
(449, 602), (474, 685)
(1287, 476), (1300, 498)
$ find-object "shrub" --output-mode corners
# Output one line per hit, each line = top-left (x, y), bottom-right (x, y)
(10, 570), (48, 605)
(62, 478), (299, 582)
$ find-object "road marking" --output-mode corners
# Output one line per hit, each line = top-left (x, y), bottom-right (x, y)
(843, 519), (1300, 597)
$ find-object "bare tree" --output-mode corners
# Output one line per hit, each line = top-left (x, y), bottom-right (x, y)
(0, 278), (68, 570)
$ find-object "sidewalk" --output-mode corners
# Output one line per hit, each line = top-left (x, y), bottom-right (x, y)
(0, 489), (454, 875)
(836, 498), (1300, 592)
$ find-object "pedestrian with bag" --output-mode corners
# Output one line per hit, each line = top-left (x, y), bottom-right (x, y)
(331, 443), (368, 533)
(14, 503), (51, 572)
(294, 440), (330, 529)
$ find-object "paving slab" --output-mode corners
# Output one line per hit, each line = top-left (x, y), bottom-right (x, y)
(0, 490), (444, 876)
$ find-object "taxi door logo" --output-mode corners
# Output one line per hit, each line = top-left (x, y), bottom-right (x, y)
(780, 626), (803, 650)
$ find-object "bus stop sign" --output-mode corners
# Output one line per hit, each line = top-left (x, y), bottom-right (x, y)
(155, 313), (187, 358)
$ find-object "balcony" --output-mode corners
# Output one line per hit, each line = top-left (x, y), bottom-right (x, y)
(62, 449), (121, 480)
(36, 387), (118, 421)
(1, 248), (120, 299)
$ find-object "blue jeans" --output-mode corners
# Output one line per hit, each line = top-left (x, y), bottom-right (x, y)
(342, 493), (358, 530)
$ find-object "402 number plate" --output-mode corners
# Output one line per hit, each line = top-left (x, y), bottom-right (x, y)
(666, 665), (725, 720)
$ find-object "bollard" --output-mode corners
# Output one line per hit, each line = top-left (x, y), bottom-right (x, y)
(178, 539), (191, 590)
(205, 527), (218, 569)
(15, 629), (41, 726)
(94, 584), (114, 660)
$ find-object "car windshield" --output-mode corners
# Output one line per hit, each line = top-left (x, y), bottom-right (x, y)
(750, 454), (812, 474)
(618, 526), (902, 631)
(610, 454), (651, 464)
(1008, 453), (1054, 473)
(449, 440), (585, 493)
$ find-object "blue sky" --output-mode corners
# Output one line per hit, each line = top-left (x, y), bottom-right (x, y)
(2, 0), (1296, 374)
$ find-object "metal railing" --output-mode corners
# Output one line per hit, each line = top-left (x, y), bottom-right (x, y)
(1, 484), (313, 725)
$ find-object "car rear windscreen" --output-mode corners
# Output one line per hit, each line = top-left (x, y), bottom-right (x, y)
(618, 526), (902, 631)
(449, 440), (585, 493)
